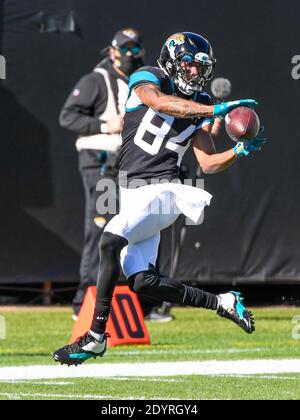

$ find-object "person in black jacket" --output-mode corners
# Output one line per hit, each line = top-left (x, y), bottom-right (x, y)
(59, 28), (145, 318)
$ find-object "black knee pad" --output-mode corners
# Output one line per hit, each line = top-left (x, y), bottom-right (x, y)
(128, 268), (160, 294)
(99, 232), (127, 254)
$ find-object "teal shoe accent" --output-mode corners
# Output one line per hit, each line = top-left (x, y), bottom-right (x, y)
(69, 353), (94, 361)
(231, 292), (246, 320)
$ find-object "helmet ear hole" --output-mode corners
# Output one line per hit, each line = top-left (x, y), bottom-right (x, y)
(166, 62), (173, 70)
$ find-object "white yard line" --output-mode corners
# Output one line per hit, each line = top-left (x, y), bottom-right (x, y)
(109, 347), (266, 356)
(0, 359), (300, 381)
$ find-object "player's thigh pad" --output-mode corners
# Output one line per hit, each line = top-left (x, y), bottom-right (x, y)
(120, 234), (160, 278)
(104, 186), (179, 244)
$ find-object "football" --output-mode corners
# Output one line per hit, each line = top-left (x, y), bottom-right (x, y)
(225, 107), (260, 142)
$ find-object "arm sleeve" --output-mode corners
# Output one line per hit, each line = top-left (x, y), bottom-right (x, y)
(59, 73), (107, 135)
(196, 117), (215, 130)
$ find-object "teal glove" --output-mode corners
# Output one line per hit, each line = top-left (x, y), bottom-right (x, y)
(214, 99), (258, 118)
(233, 127), (267, 157)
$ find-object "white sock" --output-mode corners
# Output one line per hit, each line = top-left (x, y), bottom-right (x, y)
(88, 330), (102, 341)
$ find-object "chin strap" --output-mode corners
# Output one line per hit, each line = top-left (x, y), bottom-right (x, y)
(176, 68), (206, 95)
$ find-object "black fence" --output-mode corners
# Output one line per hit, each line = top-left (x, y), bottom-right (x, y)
(0, 0), (300, 285)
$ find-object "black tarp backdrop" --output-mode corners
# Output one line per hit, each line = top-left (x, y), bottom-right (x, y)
(0, 0), (299, 284)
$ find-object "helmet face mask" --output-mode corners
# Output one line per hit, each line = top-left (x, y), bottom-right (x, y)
(158, 32), (216, 96)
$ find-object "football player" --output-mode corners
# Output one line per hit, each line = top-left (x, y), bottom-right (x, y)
(53, 32), (266, 365)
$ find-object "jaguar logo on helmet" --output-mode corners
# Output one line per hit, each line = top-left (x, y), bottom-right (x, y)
(167, 33), (186, 59)
(188, 38), (196, 48)
(122, 28), (138, 39)
(195, 52), (213, 65)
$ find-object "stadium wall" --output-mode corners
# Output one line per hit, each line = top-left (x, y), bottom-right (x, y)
(0, 0), (299, 285)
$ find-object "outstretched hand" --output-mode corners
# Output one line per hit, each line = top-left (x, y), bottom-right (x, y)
(233, 127), (267, 157)
(244, 127), (267, 152)
(214, 99), (258, 118)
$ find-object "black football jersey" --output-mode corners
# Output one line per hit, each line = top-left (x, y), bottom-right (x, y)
(119, 66), (214, 187)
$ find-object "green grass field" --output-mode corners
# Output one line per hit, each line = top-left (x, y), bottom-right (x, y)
(0, 306), (299, 400)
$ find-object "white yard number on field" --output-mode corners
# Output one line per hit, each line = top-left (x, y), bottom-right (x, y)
(0, 55), (6, 80)
(134, 109), (194, 166)
(292, 315), (300, 340)
(292, 56), (300, 80)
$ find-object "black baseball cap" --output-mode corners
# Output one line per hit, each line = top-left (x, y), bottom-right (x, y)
(111, 28), (142, 48)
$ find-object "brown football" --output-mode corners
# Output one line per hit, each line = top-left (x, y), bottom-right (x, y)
(225, 107), (260, 142)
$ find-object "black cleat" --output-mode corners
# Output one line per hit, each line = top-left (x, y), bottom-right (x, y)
(52, 332), (108, 366)
(217, 292), (255, 334)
